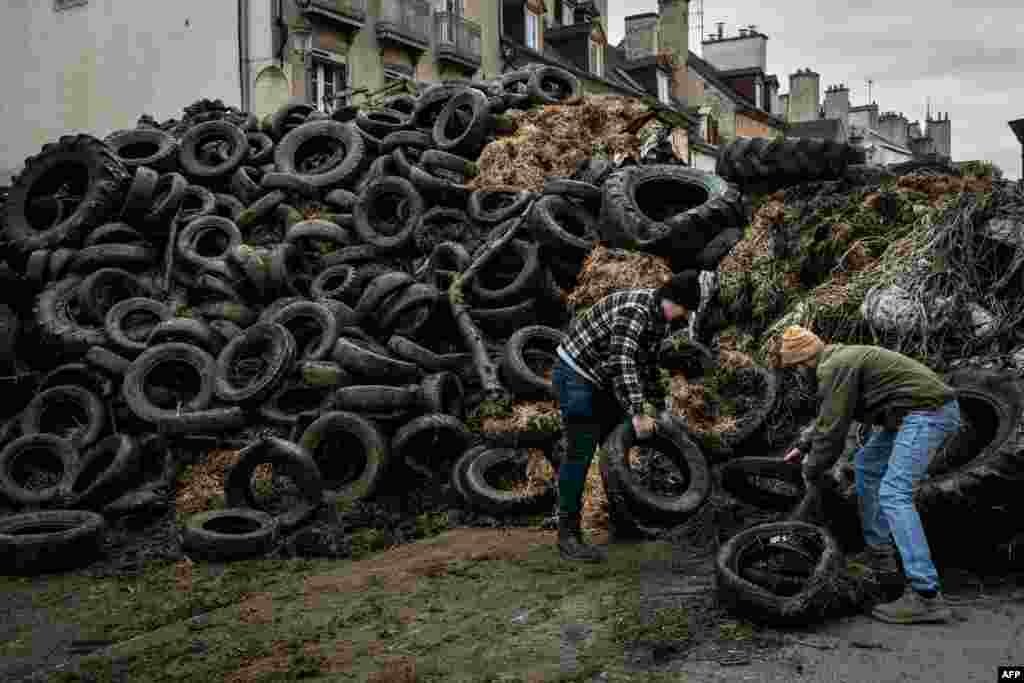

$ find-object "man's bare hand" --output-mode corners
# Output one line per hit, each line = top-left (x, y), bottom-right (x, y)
(632, 415), (656, 440)
(783, 447), (804, 465)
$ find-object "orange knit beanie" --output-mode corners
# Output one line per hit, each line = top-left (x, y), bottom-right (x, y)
(778, 325), (824, 367)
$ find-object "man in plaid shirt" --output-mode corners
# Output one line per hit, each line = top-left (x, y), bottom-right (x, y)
(552, 270), (702, 562)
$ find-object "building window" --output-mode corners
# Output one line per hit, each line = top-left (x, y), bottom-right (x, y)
(657, 71), (671, 104)
(563, 2), (574, 26)
(525, 10), (539, 49)
(755, 81), (763, 110)
(55, 0), (87, 10)
(590, 40), (603, 77)
(310, 55), (348, 113)
(704, 115), (720, 145)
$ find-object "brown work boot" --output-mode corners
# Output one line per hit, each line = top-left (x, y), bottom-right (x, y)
(558, 512), (607, 563)
(871, 587), (952, 624)
(848, 543), (901, 574)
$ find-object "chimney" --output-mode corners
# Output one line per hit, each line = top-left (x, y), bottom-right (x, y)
(926, 112), (952, 159)
(656, 0), (690, 106)
(717, 21), (725, 39)
(779, 93), (790, 121)
(702, 24), (768, 72)
(624, 13), (659, 60)
(788, 68), (821, 124)
(823, 83), (850, 123)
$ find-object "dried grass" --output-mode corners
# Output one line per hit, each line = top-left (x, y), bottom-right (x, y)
(895, 174), (993, 203)
(666, 373), (738, 435)
(175, 449), (272, 515)
(581, 460), (608, 533)
(718, 200), (782, 275)
(470, 95), (649, 192)
(567, 245), (672, 309)
(480, 399), (560, 434)
(507, 448), (556, 499)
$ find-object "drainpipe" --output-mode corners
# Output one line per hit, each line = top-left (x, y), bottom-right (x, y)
(1009, 118), (1024, 180)
(238, 0), (251, 112)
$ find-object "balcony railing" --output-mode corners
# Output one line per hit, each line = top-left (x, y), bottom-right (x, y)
(303, 0), (367, 27)
(377, 0), (431, 51)
(434, 12), (482, 67)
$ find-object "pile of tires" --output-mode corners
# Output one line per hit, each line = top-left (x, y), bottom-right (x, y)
(0, 73), (818, 573)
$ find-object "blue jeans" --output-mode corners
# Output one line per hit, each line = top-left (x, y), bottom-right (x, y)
(551, 358), (626, 514)
(854, 400), (961, 592)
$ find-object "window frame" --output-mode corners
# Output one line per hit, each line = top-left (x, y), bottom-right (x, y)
(309, 49), (349, 114)
(657, 71), (670, 104)
(55, 0), (88, 10)
(589, 39), (603, 77)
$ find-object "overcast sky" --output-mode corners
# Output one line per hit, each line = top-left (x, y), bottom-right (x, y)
(605, 1), (1022, 179)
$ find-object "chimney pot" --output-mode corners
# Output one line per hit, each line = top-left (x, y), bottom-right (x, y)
(717, 21), (724, 39)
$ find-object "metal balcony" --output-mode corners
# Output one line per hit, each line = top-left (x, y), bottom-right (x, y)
(301, 0), (367, 29)
(377, 0), (431, 52)
(434, 13), (482, 70)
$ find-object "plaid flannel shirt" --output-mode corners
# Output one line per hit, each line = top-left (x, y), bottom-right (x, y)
(558, 289), (667, 416)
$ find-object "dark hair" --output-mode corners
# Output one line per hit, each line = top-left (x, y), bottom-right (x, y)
(656, 270), (701, 311)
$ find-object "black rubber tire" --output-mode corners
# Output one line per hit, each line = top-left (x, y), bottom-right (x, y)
(393, 413), (471, 479)
(381, 94), (418, 116)
(259, 379), (333, 427)
(104, 128), (178, 172)
(356, 108), (412, 139)
(451, 444), (487, 503)
(324, 188), (359, 212)
(119, 166), (160, 221)
(34, 277), (109, 355)
(67, 434), (141, 510)
(468, 239), (542, 306)
(209, 318), (244, 345)
(67, 243), (156, 276)
(692, 227), (743, 271)
(3, 134), (130, 252)
(47, 249), (76, 284)
(76, 267), (147, 326)
(387, 335), (445, 372)
(469, 298), (539, 339)
(379, 130), (433, 155)
(39, 363), (114, 400)
(84, 346), (131, 378)
(527, 66), (580, 105)
(354, 176), (424, 251)
(0, 304), (19, 368)
(412, 84), (467, 132)
(142, 172), (189, 229)
(274, 120), (366, 189)
(299, 411), (389, 505)
(26, 249), (50, 286)
(530, 195), (599, 258)
(265, 300), (339, 361)
(428, 240), (472, 274)
(716, 137), (860, 188)
(0, 510), (106, 574)
(0, 434), (78, 508)
(181, 508), (278, 561)
(296, 360), (352, 388)
(332, 384), (421, 413)
(412, 208), (478, 255)
(224, 437), (323, 532)
(418, 371), (465, 417)
(420, 149), (478, 178)
(269, 99), (315, 140)
(122, 342), (216, 424)
(260, 171), (320, 199)
(311, 264), (357, 301)
(285, 218), (353, 252)
(500, 325), (564, 400)
(84, 222), (145, 248)
(213, 192), (245, 221)
(236, 189), (286, 230)
(214, 322), (296, 404)
(178, 120), (249, 180)
(246, 131), (275, 166)
(720, 457), (806, 511)
(229, 166), (264, 204)
(376, 282), (439, 336)
(355, 271), (416, 316)
(177, 184), (217, 224)
(916, 370), (1024, 515)
(432, 88), (490, 157)
(332, 338), (421, 384)
(603, 414), (711, 524)
(176, 215), (243, 275)
(146, 318), (219, 354)
(467, 187), (535, 225)
(696, 365), (779, 460)
(543, 178), (600, 204)
(716, 521), (845, 625)
(599, 165), (745, 266)
(462, 446), (557, 515)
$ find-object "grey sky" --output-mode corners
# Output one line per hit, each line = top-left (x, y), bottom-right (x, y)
(606, 1), (1022, 179)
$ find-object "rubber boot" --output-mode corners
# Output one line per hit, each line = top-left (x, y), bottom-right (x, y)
(558, 511), (607, 563)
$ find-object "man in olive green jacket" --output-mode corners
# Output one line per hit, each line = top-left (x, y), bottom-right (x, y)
(777, 326), (960, 625)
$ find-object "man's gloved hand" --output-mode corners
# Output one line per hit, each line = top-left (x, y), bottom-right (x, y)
(632, 415), (656, 440)
(789, 462), (831, 523)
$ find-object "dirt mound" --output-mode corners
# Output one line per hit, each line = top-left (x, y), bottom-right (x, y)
(568, 245), (672, 310)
